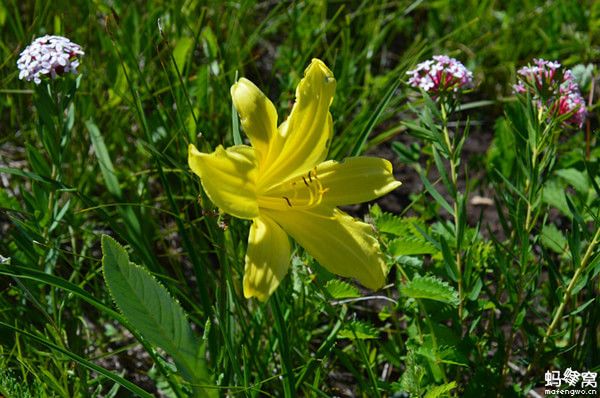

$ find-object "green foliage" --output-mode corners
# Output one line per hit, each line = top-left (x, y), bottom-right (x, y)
(324, 279), (360, 299)
(424, 381), (457, 398)
(374, 212), (438, 256)
(541, 224), (569, 254)
(400, 275), (460, 306)
(101, 235), (214, 397)
(337, 320), (380, 340)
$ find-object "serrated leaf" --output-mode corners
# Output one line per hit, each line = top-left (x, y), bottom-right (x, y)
(324, 279), (360, 299)
(337, 321), (379, 340)
(540, 224), (568, 254)
(381, 214), (427, 236)
(101, 235), (215, 396)
(375, 212), (413, 235)
(389, 236), (437, 256)
(401, 275), (459, 306)
(424, 381), (457, 398)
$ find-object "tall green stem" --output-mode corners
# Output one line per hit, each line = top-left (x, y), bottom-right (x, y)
(543, 227), (600, 345)
(525, 227), (600, 376)
(440, 104), (463, 320)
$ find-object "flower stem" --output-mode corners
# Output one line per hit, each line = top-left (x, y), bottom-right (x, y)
(525, 226), (600, 376)
(440, 103), (464, 320)
(543, 227), (600, 345)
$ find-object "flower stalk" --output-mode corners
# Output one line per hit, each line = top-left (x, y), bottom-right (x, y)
(440, 103), (464, 319)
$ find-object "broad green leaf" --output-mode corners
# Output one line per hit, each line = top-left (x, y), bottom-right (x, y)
(556, 168), (589, 195)
(401, 274), (459, 306)
(389, 236), (437, 256)
(101, 235), (215, 396)
(324, 279), (360, 299)
(375, 212), (405, 235)
(338, 320), (379, 340)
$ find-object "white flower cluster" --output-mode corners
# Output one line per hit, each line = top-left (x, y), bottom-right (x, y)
(17, 35), (84, 84)
(407, 55), (473, 94)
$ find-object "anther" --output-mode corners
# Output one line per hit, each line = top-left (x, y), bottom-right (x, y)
(302, 176), (309, 186)
(283, 196), (292, 207)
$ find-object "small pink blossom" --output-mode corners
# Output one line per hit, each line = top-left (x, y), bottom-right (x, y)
(515, 58), (586, 127)
(407, 55), (473, 94)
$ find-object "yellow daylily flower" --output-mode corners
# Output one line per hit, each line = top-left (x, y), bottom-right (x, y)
(188, 59), (401, 301)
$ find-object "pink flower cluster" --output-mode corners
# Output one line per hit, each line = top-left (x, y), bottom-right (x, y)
(407, 55), (473, 94)
(17, 35), (84, 84)
(514, 59), (586, 127)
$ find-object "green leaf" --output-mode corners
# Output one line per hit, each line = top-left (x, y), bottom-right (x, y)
(376, 213), (426, 237)
(556, 168), (589, 195)
(86, 120), (122, 198)
(375, 212), (409, 235)
(543, 180), (570, 216)
(324, 280), (360, 299)
(172, 37), (194, 72)
(101, 235), (215, 396)
(231, 70), (242, 146)
(389, 236), (437, 256)
(424, 381), (457, 398)
(418, 171), (454, 216)
(567, 298), (595, 316)
(401, 274), (459, 306)
(349, 75), (402, 156)
(338, 320), (379, 340)
(376, 213), (437, 256)
(396, 255), (423, 269)
(392, 141), (421, 163)
(540, 224), (568, 254)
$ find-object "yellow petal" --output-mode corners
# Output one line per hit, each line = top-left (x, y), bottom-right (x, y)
(259, 59), (336, 187)
(316, 157), (402, 205)
(260, 157), (401, 209)
(264, 206), (387, 290)
(230, 78), (279, 166)
(243, 215), (291, 301)
(188, 144), (259, 219)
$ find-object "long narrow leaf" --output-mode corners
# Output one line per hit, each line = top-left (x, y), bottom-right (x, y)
(349, 76), (402, 156)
